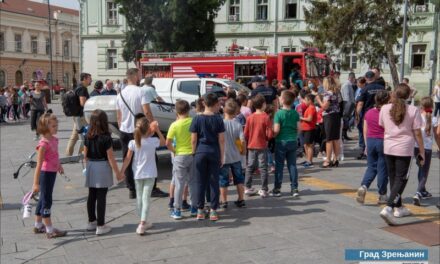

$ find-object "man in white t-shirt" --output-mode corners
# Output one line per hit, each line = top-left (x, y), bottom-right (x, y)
(117, 69), (157, 199)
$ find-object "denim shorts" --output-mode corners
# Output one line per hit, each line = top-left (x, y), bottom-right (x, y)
(219, 161), (244, 187)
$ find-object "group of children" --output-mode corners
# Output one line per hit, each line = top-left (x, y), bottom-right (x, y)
(0, 85), (32, 122)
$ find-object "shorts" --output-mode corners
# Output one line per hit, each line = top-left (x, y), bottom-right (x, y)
(302, 130), (315, 144)
(219, 161), (244, 187)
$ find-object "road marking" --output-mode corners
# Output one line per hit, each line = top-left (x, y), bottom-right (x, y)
(300, 176), (440, 225)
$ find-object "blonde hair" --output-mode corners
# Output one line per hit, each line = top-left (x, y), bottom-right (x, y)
(36, 113), (57, 135)
(323, 76), (340, 93)
(134, 117), (150, 148)
(420, 97), (433, 137)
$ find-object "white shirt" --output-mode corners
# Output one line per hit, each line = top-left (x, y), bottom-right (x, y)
(415, 115), (438, 150)
(141, 85), (158, 103)
(434, 85), (440, 103)
(128, 137), (160, 179)
(116, 85), (149, 133)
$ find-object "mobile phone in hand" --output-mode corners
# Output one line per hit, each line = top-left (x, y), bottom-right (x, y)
(416, 154), (424, 167)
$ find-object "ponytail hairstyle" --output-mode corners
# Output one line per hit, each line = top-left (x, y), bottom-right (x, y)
(390, 83), (411, 126)
(374, 90), (390, 109)
(87, 109), (109, 139)
(134, 117), (150, 149)
(420, 96), (433, 137)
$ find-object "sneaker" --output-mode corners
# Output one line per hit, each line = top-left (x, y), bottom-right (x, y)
(377, 194), (388, 205)
(151, 188), (168, 198)
(291, 189), (299, 198)
(220, 201), (228, 209)
(356, 185), (367, 204)
(413, 193), (421, 206)
(339, 154), (345, 161)
(209, 210), (219, 221)
(356, 153), (366, 160)
(86, 221), (97, 231)
(136, 224), (146, 236)
(298, 161), (308, 165)
(144, 222), (153, 230)
(96, 225), (112, 235)
(190, 206), (198, 217)
(170, 209), (183, 220)
(380, 206), (397, 226)
(182, 200), (190, 211)
(394, 207), (411, 218)
(196, 209), (205, 220)
(129, 190), (136, 199)
(168, 198), (175, 211)
(46, 228), (67, 239)
(234, 200), (246, 208)
(303, 162), (314, 169)
(245, 188), (258, 196)
(33, 225), (46, 234)
(269, 189), (282, 197)
(258, 189), (268, 198)
(421, 191), (432, 199)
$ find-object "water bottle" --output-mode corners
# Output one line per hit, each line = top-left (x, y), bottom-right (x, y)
(22, 204), (32, 219)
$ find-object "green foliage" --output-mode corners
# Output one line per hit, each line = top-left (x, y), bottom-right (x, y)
(115, 0), (225, 62)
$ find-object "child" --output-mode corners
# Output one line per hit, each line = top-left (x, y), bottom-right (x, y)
(0, 88), (7, 123)
(84, 110), (122, 235)
(219, 99), (246, 208)
(237, 93), (251, 119)
(244, 94), (273, 198)
(356, 91), (390, 205)
(300, 93), (317, 168)
(413, 97), (439, 206)
(121, 117), (165, 234)
(271, 90), (300, 197)
(166, 100), (196, 219)
(32, 113), (67, 238)
(10, 87), (20, 121)
(190, 93), (225, 221)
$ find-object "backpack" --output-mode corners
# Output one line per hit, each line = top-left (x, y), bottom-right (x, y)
(62, 87), (82, 116)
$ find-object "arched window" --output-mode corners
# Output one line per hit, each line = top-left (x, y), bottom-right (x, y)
(0, 70), (6, 87)
(15, 70), (23, 86)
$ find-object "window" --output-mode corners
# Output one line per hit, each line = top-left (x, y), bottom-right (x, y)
(282, 47), (297, 52)
(229, 0), (240, 22)
(411, 44), (427, 69)
(0, 70), (5, 87)
(45, 38), (50, 55)
(414, 0), (428, 12)
(15, 34), (22, 52)
(285, 0), (297, 19)
(107, 49), (117, 69)
(31, 36), (38, 54)
(107, 1), (118, 25)
(63, 40), (70, 58)
(256, 0), (268, 21)
(178, 81), (201, 95)
(0, 32), (4, 51)
(15, 70), (23, 86)
(343, 48), (358, 70)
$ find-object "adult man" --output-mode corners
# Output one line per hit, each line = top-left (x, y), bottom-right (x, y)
(402, 77), (417, 105)
(341, 72), (356, 140)
(65, 72), (91, 156)
(372, 67), (386, 87)
(248, 75), (278, 110)
(355, 71), (385, 159)
(101, 80), (118, 95)
(116, 68), (167, 199)
(141, 76), (164, 102)
(90, 80), (103, 97)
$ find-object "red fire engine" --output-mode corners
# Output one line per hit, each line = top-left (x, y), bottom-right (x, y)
(136, 48), (332, 85)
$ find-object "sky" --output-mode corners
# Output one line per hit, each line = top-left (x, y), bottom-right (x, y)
(30, 0), (80, 10)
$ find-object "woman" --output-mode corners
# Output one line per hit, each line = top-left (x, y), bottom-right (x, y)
(432, 80), (440, 117)
(30, 82), (47, 140)
(378, 83), (424, 225)
(316, 76), (342, 167)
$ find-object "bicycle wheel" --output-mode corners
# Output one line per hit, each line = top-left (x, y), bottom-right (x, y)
(13, 162), (34, 179)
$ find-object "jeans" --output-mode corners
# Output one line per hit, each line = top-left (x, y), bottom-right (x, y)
(87, 187), (108, 226)
(219, 161), (244, 187)
(434, 102), (440, 117)
(172, 155), (196, 209)
(120, 131), (135, 191)
(245, 149), (269, 191)
(135, 178), (155, 221)
(274, 141), (298, 190)
(35, 171), (57, 218)
(414, 148), (432, 193)
(357, 114), (365, 150)
(30, 109), (45, 131)
(360, 138), (388, 195)
(194, 152), (220, 210)
(384, 154), (411, 208)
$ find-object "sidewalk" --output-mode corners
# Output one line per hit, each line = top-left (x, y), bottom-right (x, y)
(1, 103), (439, 264)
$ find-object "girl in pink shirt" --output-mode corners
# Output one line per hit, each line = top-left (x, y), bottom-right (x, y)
(378, 83), (424, 226)
(32, 113), (67, 238)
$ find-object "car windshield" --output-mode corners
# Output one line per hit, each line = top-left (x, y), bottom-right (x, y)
(224, 81), (251, 94)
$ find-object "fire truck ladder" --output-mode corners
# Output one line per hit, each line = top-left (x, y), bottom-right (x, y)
(140, 50), (270, 59)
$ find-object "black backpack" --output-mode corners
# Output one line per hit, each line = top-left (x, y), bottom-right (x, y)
(62, 87), (82, 116)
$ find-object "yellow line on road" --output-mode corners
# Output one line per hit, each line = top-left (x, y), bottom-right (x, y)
(300, 176), (440, 225)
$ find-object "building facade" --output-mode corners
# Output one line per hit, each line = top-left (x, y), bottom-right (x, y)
(79, 0), (134, 83)
(214, 0), (440, 96)
(0, 0), (80, 89)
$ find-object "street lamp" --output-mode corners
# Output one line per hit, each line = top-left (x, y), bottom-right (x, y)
(399, 0), (409, 83)
(47, 0), (54, 100)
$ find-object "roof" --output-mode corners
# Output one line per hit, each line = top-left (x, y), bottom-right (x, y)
(0, 0), (79, 18)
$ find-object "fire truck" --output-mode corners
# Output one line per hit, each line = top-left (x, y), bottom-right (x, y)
(135, 48), (333, 86)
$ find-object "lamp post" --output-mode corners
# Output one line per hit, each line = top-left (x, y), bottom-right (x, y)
(399, 0), (409, 82)
(47, 0), (54, 100)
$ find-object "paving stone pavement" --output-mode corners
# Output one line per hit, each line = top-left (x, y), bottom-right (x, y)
(1, 101), (439, 264)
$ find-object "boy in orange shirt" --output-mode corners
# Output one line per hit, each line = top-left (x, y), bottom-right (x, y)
(300, 94), (317, 168)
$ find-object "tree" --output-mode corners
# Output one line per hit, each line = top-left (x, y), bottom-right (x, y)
(115, 0), (225, 62)
(303, 0), (419, 87)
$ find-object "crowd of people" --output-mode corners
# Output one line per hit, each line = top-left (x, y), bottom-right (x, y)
(14, 67), (440, 239)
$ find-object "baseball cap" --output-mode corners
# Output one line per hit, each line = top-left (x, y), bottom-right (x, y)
(250, 75), (263, 83)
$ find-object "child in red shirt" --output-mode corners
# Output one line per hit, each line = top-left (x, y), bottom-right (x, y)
(244, 94), (273, 198)
(300, 94), (317, 167)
